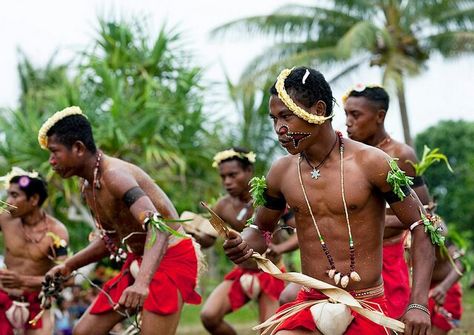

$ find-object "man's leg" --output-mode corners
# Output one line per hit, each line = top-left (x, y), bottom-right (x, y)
(258, 292), (279, 323)
(27, 310), (53, 335)
(200, 280), (235, 335)
(431, 326), (448, 335)
(139, 292), (183, 335)
(72, 306), (125, 335)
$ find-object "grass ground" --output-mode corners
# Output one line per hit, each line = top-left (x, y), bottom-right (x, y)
(177, 287), (474, 335)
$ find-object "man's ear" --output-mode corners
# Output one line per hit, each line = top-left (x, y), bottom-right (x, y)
(30, 193), (40, 207)
(311, 100), (327, 117)
(376, 109), (387, 124)
(72, 141), (87, 157)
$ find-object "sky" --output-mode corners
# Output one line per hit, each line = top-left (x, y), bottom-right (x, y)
(1, 0), (473, 143)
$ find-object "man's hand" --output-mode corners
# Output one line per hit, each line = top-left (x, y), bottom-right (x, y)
(45, 263), (73, 279)
(0, 269), (23, 288)
(429, 285), (447, 306)
(266, 243), (283, 258)
(223, 229), (253, 264)
(402, 308), (431, 335)
(118, 282), (149, 310)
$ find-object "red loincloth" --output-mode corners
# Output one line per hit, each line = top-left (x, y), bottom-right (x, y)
(90, 238), (201, 315)
(382, 237), (410, 319)
(429, 282), (462, 331)
(274, 287), (390, 334)
(0, 289), (43, 334)
(224, 266), (285, 311)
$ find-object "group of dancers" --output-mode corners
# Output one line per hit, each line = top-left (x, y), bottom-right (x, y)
(0, 66), (463, 335)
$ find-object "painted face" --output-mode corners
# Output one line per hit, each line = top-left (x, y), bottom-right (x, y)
(218, 160), (253, 197)
(6, 183), (34, 218)
(47, 135), (78, 179)
(344, 96), (380, 143)
(269, 95), (313, 155)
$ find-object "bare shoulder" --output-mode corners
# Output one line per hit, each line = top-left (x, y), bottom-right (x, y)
(385, 139), (417, 176)
(267, 154), (296, 192)
(101, 157), (139, 196)
(345, 138), (393, 191)
(0, 212), (11, 228)
(47, 215), (69, 242)
(213, 195), (232, 217)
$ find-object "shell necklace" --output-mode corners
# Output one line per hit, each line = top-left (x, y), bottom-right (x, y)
(297, 131), (361, 288)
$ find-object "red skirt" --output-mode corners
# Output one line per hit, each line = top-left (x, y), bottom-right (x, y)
(382, 237), (410, 319)
(274, 288), (390, 334)
(224, 266), (285, 311)
(429, 282), (462, 331)
(0, 289), (42, 334)
(90, 238), (201, 315)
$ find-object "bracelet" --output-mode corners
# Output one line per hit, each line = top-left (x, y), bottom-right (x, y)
(409, 219), (423, 231)
(406, 303), (430, 316)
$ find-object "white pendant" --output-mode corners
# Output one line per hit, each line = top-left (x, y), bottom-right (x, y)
(310, 168), (321, 179)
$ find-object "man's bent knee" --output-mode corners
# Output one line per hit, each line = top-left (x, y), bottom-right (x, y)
(201, 309), (222, 330)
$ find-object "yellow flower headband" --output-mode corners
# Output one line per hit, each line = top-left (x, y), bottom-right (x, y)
(0, 167), (40, 189)
(38, 106), (87, 149)
(275, 68), (334, 125)
(212, 150), (256, 168)
(341, 83), (384, 104)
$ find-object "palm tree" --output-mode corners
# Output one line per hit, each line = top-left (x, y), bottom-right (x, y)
(212, 0), (474, 145)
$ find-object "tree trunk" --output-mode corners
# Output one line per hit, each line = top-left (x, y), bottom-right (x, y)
(396, 78), (412, 146)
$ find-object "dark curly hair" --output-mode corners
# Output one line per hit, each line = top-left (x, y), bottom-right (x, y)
(270, 67), (335, 117)
(347, 86), (389, 111)
(10, 175), (48, 206)
(47, 114), (97, 153)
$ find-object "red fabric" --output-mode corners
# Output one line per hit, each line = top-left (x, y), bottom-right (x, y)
(429, 282), (462, 331)
(382, 237), (410, 319)
(0, 289), (43, 334)
(90, 238), (201, 316)
(275, 288), (389, 334)
(224, 266), (285, 311)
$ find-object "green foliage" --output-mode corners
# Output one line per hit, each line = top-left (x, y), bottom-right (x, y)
(249, 176), (267, 207)
(415, 120), (474, 235)
(223, 78), (284, 176)
(0, 18), (224, 251)
(386, 158), (414, 200)
(407, 145), (454, 176)
(421, 213), (445, 247)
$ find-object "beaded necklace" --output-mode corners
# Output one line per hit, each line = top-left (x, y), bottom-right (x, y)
(89, 151), (126, 262)
(297, 131), (360, 288)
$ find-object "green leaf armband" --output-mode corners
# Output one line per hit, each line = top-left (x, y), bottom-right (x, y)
(386, 158), (414, 201)
(144, 213), (187, 249)
(410, 213), (445, 247)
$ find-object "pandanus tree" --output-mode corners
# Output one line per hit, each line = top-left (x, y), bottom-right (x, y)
(0, 18), (223, 249)
(212, 0), (474, 145)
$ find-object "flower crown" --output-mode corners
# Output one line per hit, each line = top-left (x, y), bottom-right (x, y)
(275, 68), (334, 125)
(212, 150), (256, 168)
(38, 106), (87, 149)
(0, 167), (40, 189)
(341, 83), (384, 104)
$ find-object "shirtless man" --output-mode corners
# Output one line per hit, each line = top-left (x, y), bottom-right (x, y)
(344, 84), (431, 319)
(0, 168), (69, 334)
(200, 148), (288, 335)
(39, 106), (201, 335)
(223, 67), (435, 335)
